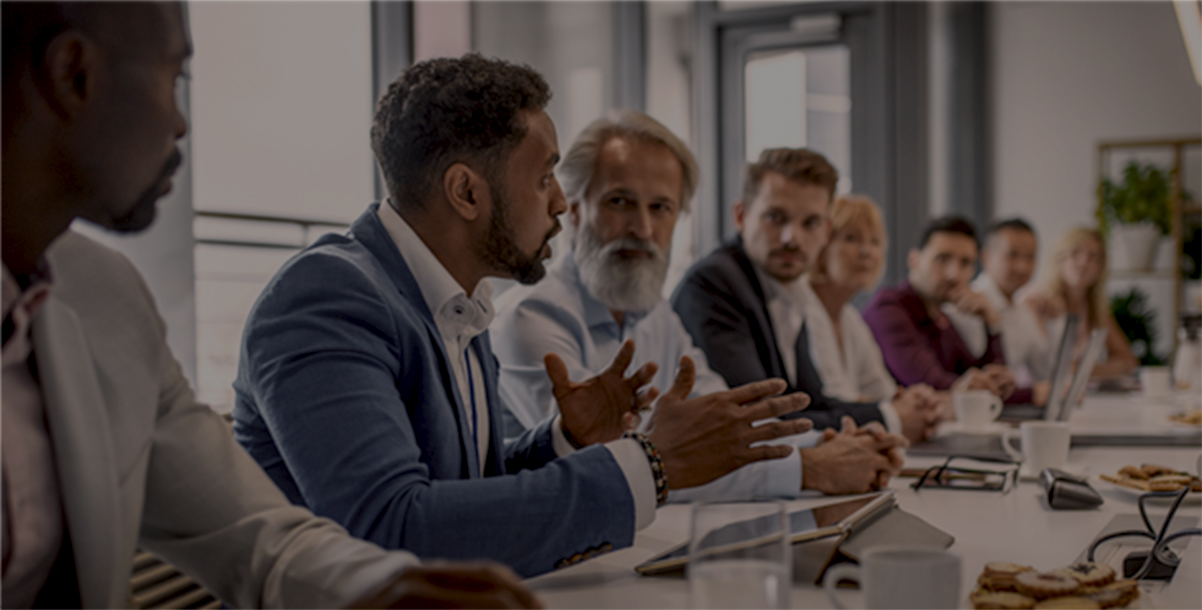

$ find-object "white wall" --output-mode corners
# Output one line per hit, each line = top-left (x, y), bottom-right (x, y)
(991, 1), (1200, 263)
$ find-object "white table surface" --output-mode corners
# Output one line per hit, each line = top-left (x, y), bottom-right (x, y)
(525, 393), (1202, 609)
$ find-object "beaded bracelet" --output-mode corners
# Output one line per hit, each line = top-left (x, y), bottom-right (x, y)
(623, 431), (668, 506)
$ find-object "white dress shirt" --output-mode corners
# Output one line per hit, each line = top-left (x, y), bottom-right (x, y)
(753, 268), (902, 434)
(948, 274), (1052, 386)
(493, 255), (820, 502)
(376, 204), (655, 528)
(799, 279), (898, 403)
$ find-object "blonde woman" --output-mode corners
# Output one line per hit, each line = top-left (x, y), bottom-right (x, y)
(1022, 227), (1138, 379)
(804, 195), (899, 402)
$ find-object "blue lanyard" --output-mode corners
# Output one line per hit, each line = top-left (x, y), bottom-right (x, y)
(464, 346), (479, 461)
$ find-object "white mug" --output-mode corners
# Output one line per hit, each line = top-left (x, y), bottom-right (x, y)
(823, 546), (961, 609)
(954, 390), (1003, 432)
(1003, 421), (1071, 474)
(1140, 366), (1172, 400)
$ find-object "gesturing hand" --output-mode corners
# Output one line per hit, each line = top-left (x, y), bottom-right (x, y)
(548, 340), (658, 447)
(349, 561), (542, 609)
(645, 357), (813, 490)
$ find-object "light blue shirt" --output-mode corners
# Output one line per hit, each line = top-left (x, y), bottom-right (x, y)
(493, 254), (820, 502)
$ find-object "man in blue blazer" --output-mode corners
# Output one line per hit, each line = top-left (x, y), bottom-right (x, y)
(233, 55), (812, 578)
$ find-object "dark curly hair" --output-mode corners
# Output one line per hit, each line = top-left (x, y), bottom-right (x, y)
(371, 54), (551, 211)
(918, 215), (979, 250)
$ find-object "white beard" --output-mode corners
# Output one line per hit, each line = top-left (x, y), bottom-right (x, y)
(573, 221), (669, 313)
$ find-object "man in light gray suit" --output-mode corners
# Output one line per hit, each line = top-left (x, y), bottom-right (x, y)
(1, 3), (537, 607)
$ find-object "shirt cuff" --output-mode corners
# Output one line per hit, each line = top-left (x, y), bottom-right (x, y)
(877, 400), (902, 436)
(550, 415), (576, 457)
(603, 438), (656, 531)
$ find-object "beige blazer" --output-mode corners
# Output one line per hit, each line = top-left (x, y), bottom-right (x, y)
(37, 232), (415, 608)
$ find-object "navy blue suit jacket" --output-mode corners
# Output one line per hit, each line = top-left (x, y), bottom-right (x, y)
(232, 204), (635, 577)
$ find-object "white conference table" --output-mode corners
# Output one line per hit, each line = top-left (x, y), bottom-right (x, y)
(525, 393), (1202, 609)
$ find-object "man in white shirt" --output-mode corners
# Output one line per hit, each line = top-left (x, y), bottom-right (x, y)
(494, 112), (908, 497)
(949, 219), (1052, 402)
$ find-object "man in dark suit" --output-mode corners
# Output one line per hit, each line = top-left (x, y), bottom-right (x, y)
(673, 148), (941, 443)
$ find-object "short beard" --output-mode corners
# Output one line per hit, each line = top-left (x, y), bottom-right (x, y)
(479, 181), (554, 285)
(573, 219), (669, 313)
(108, 148), (183, 233)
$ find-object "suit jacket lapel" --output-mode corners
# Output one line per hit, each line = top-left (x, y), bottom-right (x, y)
(474, 334), (505, 476)
(33, 298), (121, 608)
(350, 205), (480, 477)
(728, 240), (791, 382)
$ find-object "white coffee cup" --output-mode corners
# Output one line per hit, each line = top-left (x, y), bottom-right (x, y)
(1141, 366), (1172, 400)
(954, 390), (1003, 433)
(823, 546), (961, 609)
(1003, 421), (1071, 474)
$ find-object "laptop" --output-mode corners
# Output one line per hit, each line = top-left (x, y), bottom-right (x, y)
(998, 313), (1079, 421)
(910, 321), (1107, 461)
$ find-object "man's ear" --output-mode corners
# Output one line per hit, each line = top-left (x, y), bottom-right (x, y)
(442, 163), (488, 222)
(36, 30), (96, 120)
(568, 200), (582, 230)
(733, 200), (746, 233)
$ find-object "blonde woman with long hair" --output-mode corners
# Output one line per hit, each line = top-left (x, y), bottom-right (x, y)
(1022, 227), (1138, 379)
(804, 195), (900, 402)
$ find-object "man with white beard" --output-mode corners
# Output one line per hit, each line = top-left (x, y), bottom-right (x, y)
(492, 111), (908, 499)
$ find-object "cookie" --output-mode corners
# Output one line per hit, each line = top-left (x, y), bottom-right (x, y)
(971, 589), (1037, 609)
(1015, 571), (1080, 599)
(1140, 464), (1177, 477)
(1191, 478), (1201, 492)
(1033, 597), (1101, 609)
(1100, 473), (1149, 491)
(1049, 562), (1116, 588)
(1149, 480), (1185, 492)
(979, 562), (1036, 591)
(1100, 579), (1139, 606)
(1077, 587), (1125, 609)
(1118, 465), (1147, 480)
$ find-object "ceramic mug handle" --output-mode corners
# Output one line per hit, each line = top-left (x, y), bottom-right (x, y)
(988, 395), (1003, 419)
(823, 564), (862, 610)
(1002, 429), (1023, 462)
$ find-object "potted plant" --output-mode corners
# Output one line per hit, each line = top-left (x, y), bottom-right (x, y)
(1096, 161), (1173, 271)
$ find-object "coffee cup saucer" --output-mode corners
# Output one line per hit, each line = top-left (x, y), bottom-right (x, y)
(939, 421), (1011, 436)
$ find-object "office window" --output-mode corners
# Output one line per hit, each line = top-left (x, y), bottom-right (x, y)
(189, 2), (372, 412)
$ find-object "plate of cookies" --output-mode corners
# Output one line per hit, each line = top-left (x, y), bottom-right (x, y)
(971, 561), (1139, 609)
(1098, 464), (1201, 504)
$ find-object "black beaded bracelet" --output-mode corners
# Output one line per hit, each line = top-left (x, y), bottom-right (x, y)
(623, 431), (668, 506)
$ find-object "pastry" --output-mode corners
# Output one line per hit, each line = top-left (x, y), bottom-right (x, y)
(1100, 579), (1139, 606)
(1049, 562), (1116, 588)
(1033, 596), (1101, 609)
(1118, 465), (1147, 480)
(1077, 586), (1125, 609)
(1140, 464), (1176, 477)
(1015, 571), (1081, 599)
(1149, 479), (1187, 492)
(971, 589), (1037, 609)
(979, 562), (1036, 591)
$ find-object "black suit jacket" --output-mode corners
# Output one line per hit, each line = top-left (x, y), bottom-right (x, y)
(671, 238), (885, 429)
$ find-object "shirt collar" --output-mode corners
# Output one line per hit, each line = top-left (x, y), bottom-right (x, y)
(752, 263), (809, 307)
(375, 201), (494, 336)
